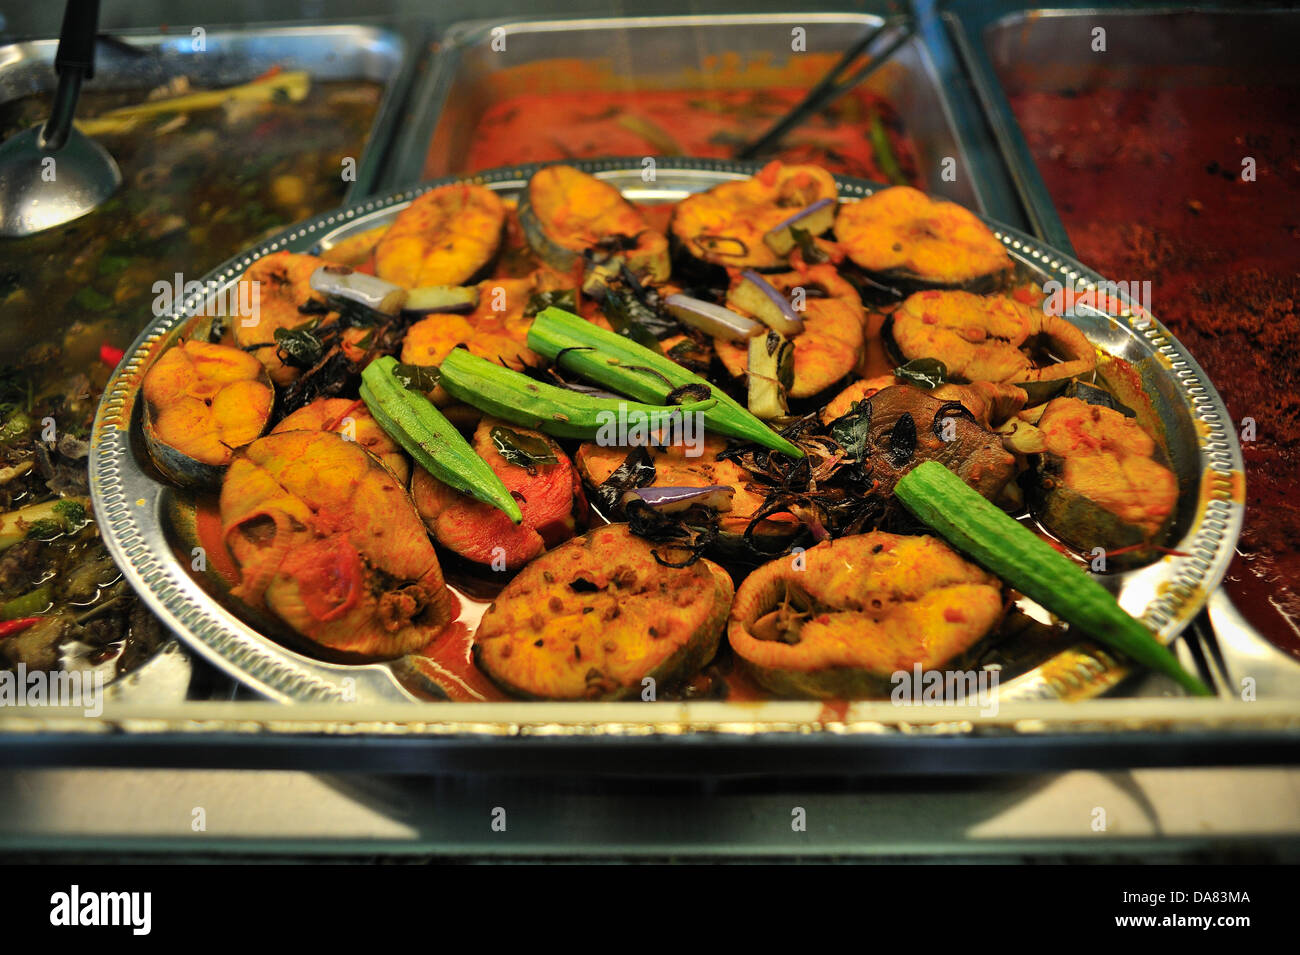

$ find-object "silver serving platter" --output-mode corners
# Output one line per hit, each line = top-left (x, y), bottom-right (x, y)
(88, 158), (1245, 707)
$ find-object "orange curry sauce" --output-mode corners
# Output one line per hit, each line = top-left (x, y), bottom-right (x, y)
(440, 87), (922, 186)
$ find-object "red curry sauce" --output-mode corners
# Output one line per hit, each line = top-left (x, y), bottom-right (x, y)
(1008, 83), (1300, 660)
(440, 87), (923, 186)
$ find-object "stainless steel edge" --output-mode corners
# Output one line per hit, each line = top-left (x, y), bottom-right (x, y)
(939, 4), (1075, 253)
(1209, 589), (1300, 700)
(89, 157), (1246, 718)
(379, 12), (989, 213)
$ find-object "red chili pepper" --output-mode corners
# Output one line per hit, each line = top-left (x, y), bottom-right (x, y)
(0, 617), (43, 639)
(100, 343), (125, 367)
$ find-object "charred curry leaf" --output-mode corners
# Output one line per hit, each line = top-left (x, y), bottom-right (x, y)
(273, 319), (327, 369)
(666, 383), (711, 405)
(296, 298), (331, 316)
(600, 286), (677, 349)
(887, 411), (917, 468)
(278, 350), (356, 416)
(592, 446), (656, 515)
(324, 293), (388, 328)
(666, 336), (711, 374)
(894, 357), (947, 390)
(490, 426), (557, 474)
(524, 288), (577, 320)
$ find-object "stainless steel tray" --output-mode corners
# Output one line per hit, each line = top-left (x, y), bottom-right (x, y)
(0, 22), (417, 201)
(89, 158), (1245, 715)
(380, 13), (991, 213)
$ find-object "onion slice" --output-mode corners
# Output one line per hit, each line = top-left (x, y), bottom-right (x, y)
(402, 284), (480, 315)
(763, 197), (836, 255)
(747, 330), (794, 419)
(621, 485), (735, 514)
(309, 265), (407, 315)
(729, 271), (804, 336)
(663, 293), (762, 341)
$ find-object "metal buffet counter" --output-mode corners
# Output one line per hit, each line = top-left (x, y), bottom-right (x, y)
(0, 1), (1297, 861)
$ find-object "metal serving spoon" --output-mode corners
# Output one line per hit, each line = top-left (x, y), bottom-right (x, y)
(0, 0), (120, 237)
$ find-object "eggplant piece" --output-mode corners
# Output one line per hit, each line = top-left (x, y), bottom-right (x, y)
(518, 164), (670, 282)
(727, 270), (804, 335)
(1031, 396), (1178, 562)
(141, 340), (275, 487)
(309, 265), (407, 315)
(834, 186), (1012, 289)
(402, 284), (480, 315)
(663, 293), (761, 341)
(623, 485), (736, 514)
(473, 523), (733, 700)
(729, 531), (1003, 698)
(714, 265), (865, 400)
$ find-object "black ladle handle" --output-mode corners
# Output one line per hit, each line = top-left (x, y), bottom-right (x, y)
(41, 0), (100, 152)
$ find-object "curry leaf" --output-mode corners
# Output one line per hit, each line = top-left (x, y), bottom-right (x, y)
(829, 400), (872, 461)
(490, 426), (557, 474)
(893, 357), (947, 390)
(390, 362), (441, 392)
(273, 319), (326, 369)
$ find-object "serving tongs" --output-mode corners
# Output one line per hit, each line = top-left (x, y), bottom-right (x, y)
(735, 16), (915, 161)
